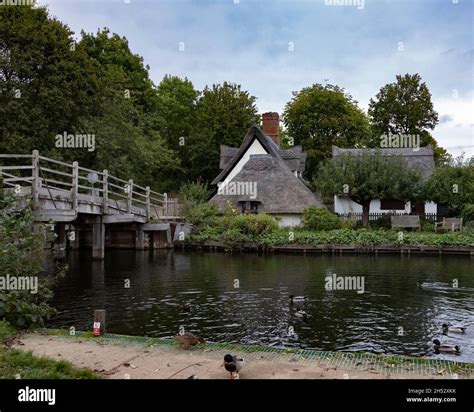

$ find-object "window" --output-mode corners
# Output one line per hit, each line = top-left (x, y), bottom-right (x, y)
(380, 199), (405, 210)
(241, 201), (259, 214)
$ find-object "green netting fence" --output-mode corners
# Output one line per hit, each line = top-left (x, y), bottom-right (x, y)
(44, 329), (473, 378)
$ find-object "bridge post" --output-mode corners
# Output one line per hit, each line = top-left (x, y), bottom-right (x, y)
(103, 170), (108, 214)
(135, 224), (145, 250)
(127, 179), (133, 214)
(31, 150), (39, 208)
(145, 186), (151, 221)
(163, 192), (168, 216)
(72, 161), (78, 212)
(92, 217), (105, 260)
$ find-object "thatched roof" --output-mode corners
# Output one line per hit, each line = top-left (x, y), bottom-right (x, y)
(332, 146), (436, 180)
(210, 127), (323, 214)
(217, 129), (307, 174)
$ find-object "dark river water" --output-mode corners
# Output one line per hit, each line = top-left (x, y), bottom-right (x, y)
(46, 250), (474, 362)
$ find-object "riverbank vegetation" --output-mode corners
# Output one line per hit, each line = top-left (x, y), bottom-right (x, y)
(180, 188), (474, 249)
(0, 321), (99, 379)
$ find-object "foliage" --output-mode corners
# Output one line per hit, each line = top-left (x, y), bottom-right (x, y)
(302, 207), (341, 231)
(423, 158), (474, 216)
(0, 193), (60, 328)
(178, 181), (211, 205)
(461, 204), (474, 223)
(368, 73), (447, 165)
(315, 151), (423, 226)
(186, 82), (260, 183)
(369, 214), (392, 229)
(283, 83), (370, 179)
(224, 213), (278, 237)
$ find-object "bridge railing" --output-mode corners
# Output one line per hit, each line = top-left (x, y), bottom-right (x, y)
(0, 151), (179, 219)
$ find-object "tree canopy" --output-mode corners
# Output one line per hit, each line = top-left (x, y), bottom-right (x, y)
(315, 152), (423, 226)
(283, 83), (371, 179)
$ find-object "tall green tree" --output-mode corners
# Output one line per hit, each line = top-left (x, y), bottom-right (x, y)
(78, 29), (179, 190)
(283, 84), (371, 180)
(0, 6), (99, 158)
(187, 82), (260, 183)
(316, 152), (423, 226)
(368, 73), (448, 164)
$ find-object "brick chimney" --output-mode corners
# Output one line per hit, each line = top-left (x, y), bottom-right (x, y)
(262, 112), (280, 146)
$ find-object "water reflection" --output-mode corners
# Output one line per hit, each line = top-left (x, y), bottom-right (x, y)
(47, 250), (474, 362)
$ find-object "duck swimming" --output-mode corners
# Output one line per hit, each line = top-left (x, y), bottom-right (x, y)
(295, 307), (308, 321)
(223, 354), (245, 379)
(432, 339), (461, 354)
(442, 323), (466, 334)
(289, 295), (307, 305)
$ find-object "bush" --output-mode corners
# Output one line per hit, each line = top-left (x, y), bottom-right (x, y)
(461, 204), (474, 223)
(0, 193), (61, 328)
(302, 207), (341, 231)
(225, 213), (278, 237)
(370, 214), (392, 229)
(420, 217), (435, 232)
(184, 203), (220, 230)
(178, 181), (210, 205)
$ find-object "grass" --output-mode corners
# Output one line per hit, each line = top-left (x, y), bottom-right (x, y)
(0, 321), (101, 379)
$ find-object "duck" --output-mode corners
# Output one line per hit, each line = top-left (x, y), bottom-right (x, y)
(289, 295), (307, 305)
(432, 339), (461, 354)
(174, 332), (205, 349)
(442, 323), (466, 334)
(295, 307), (308, 321)
(222, 354), (245, 379)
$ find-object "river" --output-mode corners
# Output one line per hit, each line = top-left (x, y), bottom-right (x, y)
(46, 250), (474, 362)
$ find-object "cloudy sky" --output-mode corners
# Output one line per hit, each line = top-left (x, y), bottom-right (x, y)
(40, 0), (473, 157)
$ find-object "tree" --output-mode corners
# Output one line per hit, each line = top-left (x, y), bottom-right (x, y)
(0, 6), (99, 158)
(423, 156), (474, 216)
(187, 82), (260, 183)
(283, 83), (371, 180)
(316, 151), (423, 226)
(368, 73), (448, 164)
(79, 29), (179, 191)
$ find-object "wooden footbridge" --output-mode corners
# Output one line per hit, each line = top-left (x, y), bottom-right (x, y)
(0, 151), (186, 259)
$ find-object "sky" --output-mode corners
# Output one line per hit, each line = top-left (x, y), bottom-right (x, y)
(38, 0), (473, 158)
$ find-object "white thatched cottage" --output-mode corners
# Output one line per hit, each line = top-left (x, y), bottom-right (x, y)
(332, 145), (438, 216)
(209, 113), (324, 227)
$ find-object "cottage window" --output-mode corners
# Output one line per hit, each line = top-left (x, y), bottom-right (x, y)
(380, 199), (405, 210)
(241, 201), (259, 214)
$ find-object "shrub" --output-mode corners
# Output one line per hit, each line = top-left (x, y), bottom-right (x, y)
(225, 213), (278, 237)
(461, 204), (474, 223)
(178, 181), (210, 205)
(370, 214), (392, 229)
(302, 207), (341, 231)
(0, 193), (61, 328)
(184, 203), (220, 230)
(420, 217), (435, 232)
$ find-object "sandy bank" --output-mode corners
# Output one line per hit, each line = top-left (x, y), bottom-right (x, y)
(11, 332), (469, 380)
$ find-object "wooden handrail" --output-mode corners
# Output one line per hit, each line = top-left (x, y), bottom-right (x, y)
(0, 150), (180, 219)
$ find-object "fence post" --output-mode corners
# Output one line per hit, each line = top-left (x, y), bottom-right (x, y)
(145, 186), (151, 221)
(71, 161), (79, 212)
(163, 192), (168, 216)
(127, 179), (133, 214)
(31, 150), (39, 208)
(103, 170), (108, 214)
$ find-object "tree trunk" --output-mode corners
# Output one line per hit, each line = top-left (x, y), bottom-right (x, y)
(362, 202), (370, 227)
